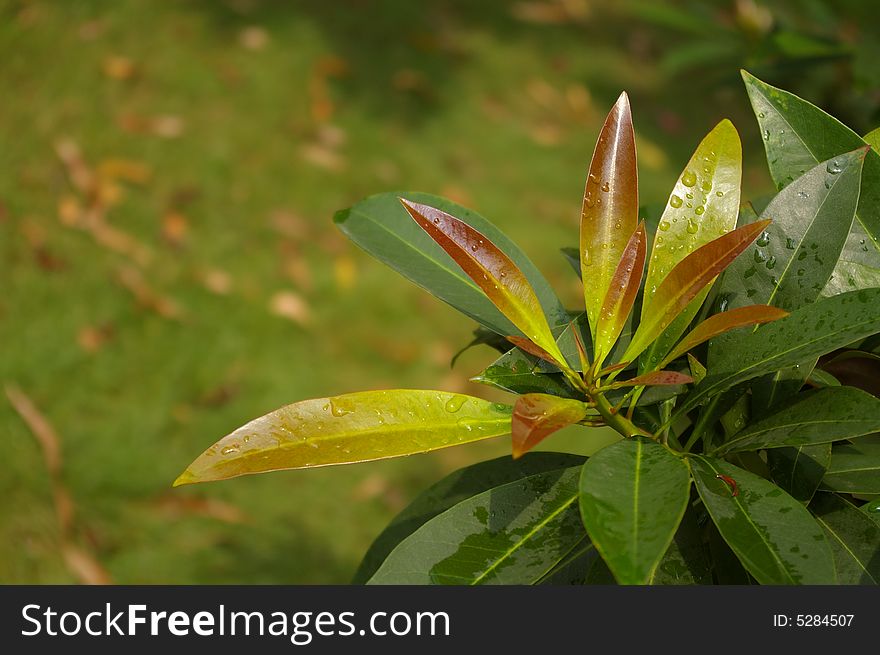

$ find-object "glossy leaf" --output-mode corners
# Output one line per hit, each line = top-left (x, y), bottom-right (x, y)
(335, 192), (568, 338)
(766, 444), (832, 505)
(660, 305), (789, 368)
(742, 71), (880, 295)
(174, 390), (511, 486)
(650, 506), (712, 585)
(862, 498), (880, 524)
(639, 120), (742, 370)
(821, 442), (880, 494)
(810, 492), (880, 585)
(674, 289), (880, 418)
(368, 466), (586, 584)
(400, 199), (567, 365)
(473, 348), (582, 400)
(354, 453), (585, 583)
(512, 394), (588, 458)
(580, 92), (638, 340)
(594, 223), (646, 366)
(714, 387), (880, 455)
(613, 370), (693, 388)
(688, 353), (707, 384)
(864, 128), (880, 151)
(690, 456), (836, 584)
(624, 219), (771, 363)
(578, 438), (691, 584)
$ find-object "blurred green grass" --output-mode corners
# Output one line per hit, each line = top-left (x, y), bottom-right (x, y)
(1, 0), (876, 583)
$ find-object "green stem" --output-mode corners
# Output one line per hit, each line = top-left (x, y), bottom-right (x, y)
(682, 394), (721, 452)
(591, 392), (651, 439)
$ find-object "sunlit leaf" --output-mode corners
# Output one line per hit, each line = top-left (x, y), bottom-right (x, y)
(335, 192), (568, 338)
(353, 453), (585, 583)
(401, 198), (567, 366)
(742, 70), (880, 296)
(714, 387), (880, 455)
(690, 456), (836, 584)
(369, 466), (587, 584)
(175, 390), (511, 485)
(688, 353), (707, 384)
(594, 223), (646, 366)
(512, 394), (588, 458)
(613, 370), (693, 388)
(810, 492), (880, 585)
(639, 120), (742, 370)
(623, 219), (770, 363)
(675, 289), (880, 418)
(578, 438), (690, 584)
(580, 92), (638, 341)
(864, 127), (880, 151)
(661, 305), (788, 368)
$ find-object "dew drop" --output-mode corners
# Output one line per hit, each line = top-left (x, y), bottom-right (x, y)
(659, 220), (670, 231)
(444, 395), (467, 413)
(715, 190), (723, 197)
(765, 255), (777, 270)
(762, 129), (770, 140)
(756, 232), (770, 247)
(701, 180), (712, 192)
(681, 170), (697, 187)
(601, 182), (610, 192)
(754, 249), (768, 263)
(221, 444), (240, 456)
(826, 160), (843, 175)
(694, 206), (705, 216)
(686, 218), (699, 234)
(785, 237), (796, 250)
(670, 194), (683, 208)
(797, 191), (809, 199)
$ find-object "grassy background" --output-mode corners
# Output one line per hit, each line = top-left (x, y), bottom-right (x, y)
(1, 0), (877, 583)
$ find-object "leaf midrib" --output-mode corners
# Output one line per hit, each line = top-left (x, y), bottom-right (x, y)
(812, 513), (876, 584)
(719, 416), (880, 454)
(695, 457), (796, 584)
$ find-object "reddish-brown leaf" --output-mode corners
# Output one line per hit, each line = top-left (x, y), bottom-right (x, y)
(613, 371), (694, 388)
(660, 305), (789, 367)
(580, 92), (638, 340)
(512, 393), (588, 458)
(595, 222), (646, 366)
(401, 198), (566, 366)
(623, 219), (771, 362)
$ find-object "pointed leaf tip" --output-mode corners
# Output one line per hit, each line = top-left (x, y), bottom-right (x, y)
(511, 394), (587, 458)
(581, 93), (639, 342)
(400, 198), (566, 364)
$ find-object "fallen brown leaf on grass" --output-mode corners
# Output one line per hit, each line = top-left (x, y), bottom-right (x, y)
(239, 25), (269, 51)
(77, 323), (115, 354)
(201, 268), (233, 295)
(6, 384), (112, 585)
(116, 265), (184, 320)
(97, 158), (152, 185)
(268, 290), (311, 326)
(118, 113), (186, 138)
(161, 211), (189, 247)
(150, 495), (247, 524)
(102, 55), (137, 81)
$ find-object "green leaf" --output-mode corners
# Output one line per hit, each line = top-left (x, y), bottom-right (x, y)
(821, 442), (880, 494)
(714, 387), (880, 454)
(353, 453), (585, 583)
(334, 192), (568, 337)
(690, 456), (836, 584)
(400, 199), (568, 366)
(512, 394), (588, 458)
(742, 70), (880, 295)
(639, 120), (742, 370)
(578, 438), (690, 584)
(581, 92), (639, 342)
(675, 289), (880, 418)
(861, 498), (880, 524)
(809, 492), (880, 585)
(650, 505), (712, 585)
(864, 127), (880, 151)
(472, 348), (582, 399)
(536, 540), (602, 585)
(714, 149), (865, 313)
(767, 444), (831, 504)
(624, 220), (770, 364)
(174, 390), (511, 485)
(368, 466), (587, 584)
